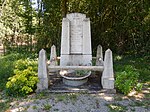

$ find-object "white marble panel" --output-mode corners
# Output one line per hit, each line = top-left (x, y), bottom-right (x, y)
(70, 14), (83, 54)
(61, 18), (70, 55)
(83, 18), (92, 54)
(60, 54), (92, 66)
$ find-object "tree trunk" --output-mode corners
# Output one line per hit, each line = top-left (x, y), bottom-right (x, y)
(61, 0), (68, 18)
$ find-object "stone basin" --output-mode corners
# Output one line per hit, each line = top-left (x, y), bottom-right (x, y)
(60, 70), (91, 86)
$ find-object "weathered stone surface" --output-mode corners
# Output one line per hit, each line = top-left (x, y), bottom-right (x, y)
(50, 45), (58, 66)
(60, 55), (92, 66)
(83, 18), (92, 55)
(37, 49), (48, 91)
(61, 18), (70, 55)
(60, 13), (92, 66)
(96, 45), (103, 66)
(37, 13), (116, 92)
(36, 78), (49, 92)
(48, 65), (104, 71)
(63, 78), (88, 87)
(66, 13), (86, 21)
(102, 78), (114, 89)
(101, 49), (115, 89)
(70, 15), (83, 54)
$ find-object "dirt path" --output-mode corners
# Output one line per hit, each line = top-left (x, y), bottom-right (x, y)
(1, 83), (149, 112)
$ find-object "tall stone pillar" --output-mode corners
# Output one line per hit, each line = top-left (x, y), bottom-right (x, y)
(50, 45), (58, 66)
(96, 45), (103, 66)
(36, 49), (48, 92)
(60, 18), (70, 66)
(102, 49), (115, 90)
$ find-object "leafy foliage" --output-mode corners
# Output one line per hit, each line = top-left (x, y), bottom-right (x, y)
(6, 59), (38, 96)
(0, 0), (36, 53)
(115, 65), (142, 95)
(114, 54), (150, 82)
(0, 53), (25, 91)
(1, 0), (149, 55)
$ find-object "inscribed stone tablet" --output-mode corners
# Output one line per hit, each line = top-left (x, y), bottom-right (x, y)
(70, 16), (83, 54)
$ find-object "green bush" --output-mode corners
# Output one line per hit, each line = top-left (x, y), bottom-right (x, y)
(6, 59), (38, 96)
(0, 53), (21, 91)
(0, 53), (37, 91)
(115, 65), (142, 95)
(0, 60), (13, 91)
(114, 54), (150, 83)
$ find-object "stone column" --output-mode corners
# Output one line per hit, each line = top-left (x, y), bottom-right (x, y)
(83, 18), (91, 55)
(36, 49), (49, 92)
(60, 18), (70, 65)
(96, 45), (103, 66)
(82, 18), (92, 65)
(101, 49), (115, 91)
(50, 45), (58, 66)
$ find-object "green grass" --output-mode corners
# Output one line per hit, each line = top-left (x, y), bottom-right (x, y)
(0, 93), (13, 112)
(43, 103), (52, 110)
(32, 105), (37, 110)
(55, 94), (67, 102)
(0, 101), (10, 112)
(54, 93), (78, 104)
(108, 103), (127, 112)
(68, 93), (78, 101)
(129, 100), (150, 109)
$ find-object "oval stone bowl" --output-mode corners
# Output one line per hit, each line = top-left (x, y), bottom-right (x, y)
(60, 70), (91, 86)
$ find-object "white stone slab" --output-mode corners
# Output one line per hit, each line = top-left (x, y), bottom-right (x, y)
(61, 18), (70, 55)
(70, 19), (83, 54)
(60, 13), (92, 66)
(66, 13), (86, 21)
(60, 54), (92, 66)
(83, 18), (92, 55)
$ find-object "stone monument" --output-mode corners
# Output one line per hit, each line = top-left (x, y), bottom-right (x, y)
(60, 13), (92, 66)
(37, 13), (115, 93)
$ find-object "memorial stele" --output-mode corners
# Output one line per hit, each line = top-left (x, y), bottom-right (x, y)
(60, 13), (92, 66)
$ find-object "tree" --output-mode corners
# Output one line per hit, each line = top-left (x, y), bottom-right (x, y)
(0, 0), (37, 53)
(35, 0), (61, 52)
(0, 0), (149, 55)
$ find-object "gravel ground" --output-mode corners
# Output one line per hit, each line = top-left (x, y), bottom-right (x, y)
(8, 87), (150, 112)
(0, 83), (149, 112)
